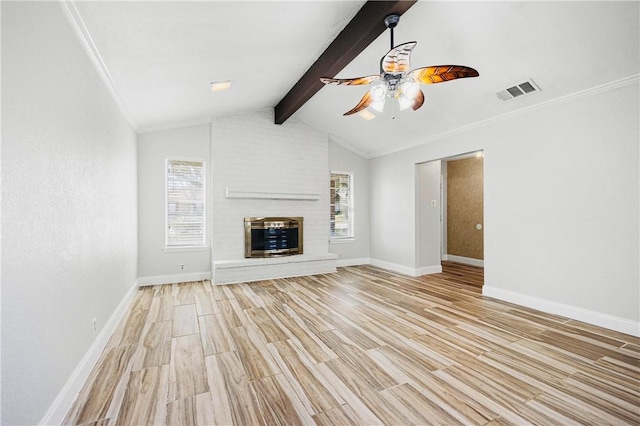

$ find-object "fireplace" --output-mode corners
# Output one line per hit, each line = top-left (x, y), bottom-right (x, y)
(244, 217), (303, 258)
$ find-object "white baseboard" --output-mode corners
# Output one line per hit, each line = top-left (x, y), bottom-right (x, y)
(369, 258), (416, 276)
(445, 254), (484, 267)
(336, 257), (370, 267)
(137, 271), (212, 286)
(40, 280), (139, 425)
(369, 258), (441, 277)
(483, 285), (640, 338)
(415, 265), (443, 275)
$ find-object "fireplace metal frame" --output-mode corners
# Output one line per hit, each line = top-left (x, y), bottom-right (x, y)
(244, 217), (303, 258)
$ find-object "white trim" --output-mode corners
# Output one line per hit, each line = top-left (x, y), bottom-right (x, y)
(336, 257), (370, 267)
(330, 169), (354, 176)
(369, 258), (441, 277)
(165, 157), (207, 248)
(328, 134), (372, 159)
(483, 285), (640, 338)
(334, 257), (440, 272)
(137, 271), (212, 286)
(370, 74), (640, 159)
(330, 237), (356, 244)
(138, 117), (212, 134)
(39, 280), (138, 425)
(162, 246), (209, 253)
(58, 0), (138, 131)
(415, 265), (443, 276)
(369, 258), (415, 276)
(330, 171), (354, 239)
(445, 255), (484, 267)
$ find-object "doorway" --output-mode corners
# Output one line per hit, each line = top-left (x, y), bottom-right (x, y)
(442, 152), (484, 267)
(416, 151), (484, 285)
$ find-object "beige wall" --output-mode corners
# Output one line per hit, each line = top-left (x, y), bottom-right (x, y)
(447, 156), (484, 260)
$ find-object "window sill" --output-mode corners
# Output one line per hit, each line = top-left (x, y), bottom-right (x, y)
(163, 246), (210, 253)
(329, 238), (355, 244)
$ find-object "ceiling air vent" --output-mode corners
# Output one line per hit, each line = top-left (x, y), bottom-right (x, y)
(496, 79), (540, 101)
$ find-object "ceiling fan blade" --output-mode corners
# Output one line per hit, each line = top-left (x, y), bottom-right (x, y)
(343, 90), (374, 116)
(412, 89), (425, 111)
(409, 65), (479, 84)
(320, 75), (381, 86)
(380, 41), (417, 73)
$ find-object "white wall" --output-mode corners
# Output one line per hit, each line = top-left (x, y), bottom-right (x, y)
(210, 109), (330, 261)
(416, 161), (442, 274)
(137, 124), (212, 284)
(370, 148), (419, 274)
(370, 81), (639, 334)
(328, 140), (370, 265)
(1, 2), (138, 424)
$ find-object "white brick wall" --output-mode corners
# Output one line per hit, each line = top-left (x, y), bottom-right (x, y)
(210, 109), (334, 282)
(213, 254), (337, 285)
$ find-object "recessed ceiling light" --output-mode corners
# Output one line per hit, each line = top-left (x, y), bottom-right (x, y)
(357, 110), (376, 120)
(210, 80), (232, 92)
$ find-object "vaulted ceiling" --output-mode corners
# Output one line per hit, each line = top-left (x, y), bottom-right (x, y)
(67, 1), (639, 158)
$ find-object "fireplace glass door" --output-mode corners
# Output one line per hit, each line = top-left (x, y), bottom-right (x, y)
(244, 217), (303, 258)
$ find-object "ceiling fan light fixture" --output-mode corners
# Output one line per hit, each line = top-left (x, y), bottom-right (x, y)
(370, 84), (388, 101)
(319, 13), (479, 118)
(210, 80), (232, 92)
(397, 94), (414, 111)
(357, 109), (377, 120)
(370, 100), (386, 113)
(400, 81), (420, 99)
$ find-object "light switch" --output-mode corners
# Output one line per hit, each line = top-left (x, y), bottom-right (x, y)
(431, 200), (437, 207)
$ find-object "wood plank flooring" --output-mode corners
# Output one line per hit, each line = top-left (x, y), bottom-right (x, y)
(63, 264), (640, 425)
(441, 261), (484, 288)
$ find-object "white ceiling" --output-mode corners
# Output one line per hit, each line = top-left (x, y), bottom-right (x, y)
(70, 1), (639, 158)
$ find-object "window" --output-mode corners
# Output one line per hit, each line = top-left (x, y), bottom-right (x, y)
(330, 171), (354, 239)
(166, 158), (206, 247)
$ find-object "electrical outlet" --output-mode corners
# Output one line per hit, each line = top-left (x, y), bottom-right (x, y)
(92, 318), (97, 336)
(180, 263), (185, 270)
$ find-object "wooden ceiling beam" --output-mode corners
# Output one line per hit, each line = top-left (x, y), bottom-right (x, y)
(274, 0), (417, 125)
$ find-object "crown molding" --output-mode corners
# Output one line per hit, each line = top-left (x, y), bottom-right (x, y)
(370, 74), (640, 159)
(59, 0), (138, 132)
(328, 134), (372, 159)
(137, 117), (213, 134)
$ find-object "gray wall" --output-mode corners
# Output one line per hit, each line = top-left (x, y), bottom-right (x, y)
(1, 2), (138, 423)
(370, 82), (639, 330)
(329, 140), (370, 264)
(416, 161), (442, 272)
(137, 124), (212, 282)
(371, 80), (640, 333)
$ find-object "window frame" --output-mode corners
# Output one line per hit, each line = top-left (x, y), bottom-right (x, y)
(165, 157), (207, 250)
(329, 170), (355, 242)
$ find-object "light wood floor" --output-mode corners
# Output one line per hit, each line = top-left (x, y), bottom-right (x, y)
(64, 263), (640, 425)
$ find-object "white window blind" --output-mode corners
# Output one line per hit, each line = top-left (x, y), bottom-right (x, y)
(330, 172), (354, 239)
(166, 159), (205, 247)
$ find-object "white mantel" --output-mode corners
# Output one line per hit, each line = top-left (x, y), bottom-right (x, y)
(225, 187), (321, 200)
